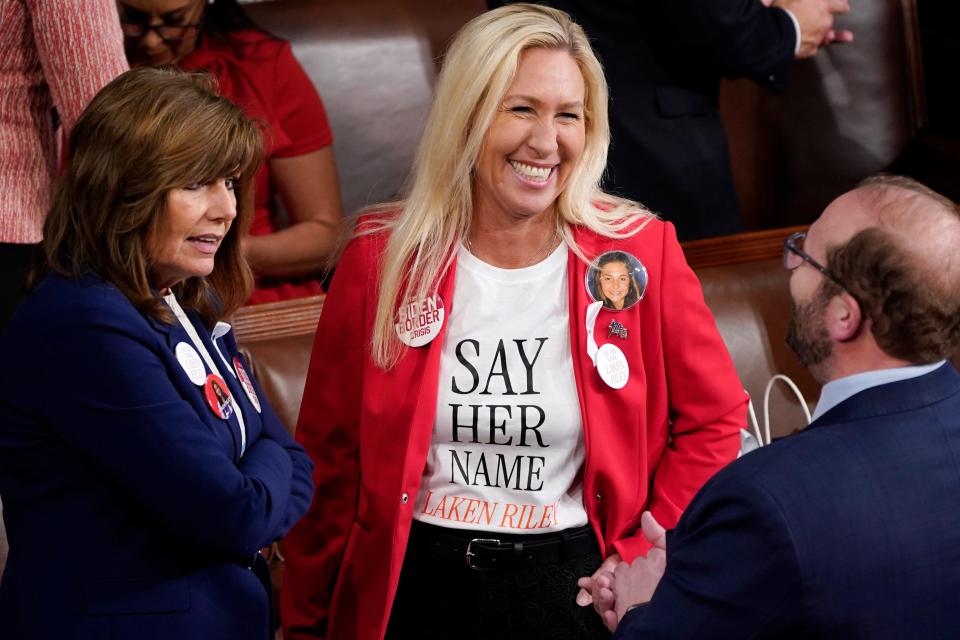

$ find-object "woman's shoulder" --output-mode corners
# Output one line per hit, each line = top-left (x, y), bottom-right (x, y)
(573, 208), (670, 256)
(28, 272), (121, 306)
(186, 29), (288, 69)
(354, 207), (398, 233)
(349, 208), (400, 245)
(223, 29), (290, 58)
(328, 209), (401, 277)
(15, 274), (151, 336)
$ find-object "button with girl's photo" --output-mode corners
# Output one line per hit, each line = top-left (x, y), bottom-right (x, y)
(584, 251), (647, 311)
(204, 373), (234, 420)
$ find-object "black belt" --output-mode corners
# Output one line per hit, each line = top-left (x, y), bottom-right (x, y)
(409, 520), (597, 571)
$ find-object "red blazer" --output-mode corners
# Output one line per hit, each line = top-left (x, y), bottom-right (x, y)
(281, 218), (747, 640)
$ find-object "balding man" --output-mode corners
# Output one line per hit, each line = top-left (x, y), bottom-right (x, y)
(587, 175), (960, 638)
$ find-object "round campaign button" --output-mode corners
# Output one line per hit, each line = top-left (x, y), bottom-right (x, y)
(233, 356), (261, 414)
(203, 373), (234, 420)
(596, 343), (629, 389)
(395, 294), (445, 347)
(585, 250), (648, 311)
(175, 342), (206, 386)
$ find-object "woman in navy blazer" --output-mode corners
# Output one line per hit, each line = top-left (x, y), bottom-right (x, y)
(0, 68), (313, 639)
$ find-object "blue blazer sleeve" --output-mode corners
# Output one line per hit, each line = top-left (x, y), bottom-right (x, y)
(30, 290), (303, 560)
(614, 471), (803, 639)
(222, 331), (314, 539)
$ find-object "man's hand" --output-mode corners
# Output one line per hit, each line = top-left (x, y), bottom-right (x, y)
(640, 511), (667, 551)
(577, 512), (670, 632)
(606, 511), (668, 621)
(612, 548), (668, 620)
(774, 0), (853, 58)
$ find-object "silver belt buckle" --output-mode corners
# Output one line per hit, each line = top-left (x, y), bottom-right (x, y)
(465, 538), (502, 571)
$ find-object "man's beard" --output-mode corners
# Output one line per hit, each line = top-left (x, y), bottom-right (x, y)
(785, 288), (833, 378)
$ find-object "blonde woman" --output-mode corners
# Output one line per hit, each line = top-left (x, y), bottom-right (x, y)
(282, 5), (746, 639)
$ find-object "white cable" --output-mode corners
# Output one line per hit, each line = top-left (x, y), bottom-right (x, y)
(746, 397), (764, 447)
(762, 374), (812, 445)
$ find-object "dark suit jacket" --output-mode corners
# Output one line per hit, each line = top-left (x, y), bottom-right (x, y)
(615, 363), (960, 638)
(491, 0), (796, 240)
(0, 274), (314, 639)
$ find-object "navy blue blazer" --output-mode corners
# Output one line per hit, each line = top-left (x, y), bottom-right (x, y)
(615, 363), (960, 639)
(0, 274), (314, 639)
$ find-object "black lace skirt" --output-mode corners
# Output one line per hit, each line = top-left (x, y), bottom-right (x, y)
(385, 520), (611, 640)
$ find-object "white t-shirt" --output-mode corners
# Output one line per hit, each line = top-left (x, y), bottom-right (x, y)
(413, 243), (588, 533)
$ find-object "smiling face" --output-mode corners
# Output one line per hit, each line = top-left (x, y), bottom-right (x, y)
(148, 177), (238, 290)
(473, 47), (586, 225)
(599, 260), (631, 309)
(118, 0), (205, 67)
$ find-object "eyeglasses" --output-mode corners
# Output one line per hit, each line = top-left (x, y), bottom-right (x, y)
(783, 231), (845, 288)
(120, 20), (201, 42)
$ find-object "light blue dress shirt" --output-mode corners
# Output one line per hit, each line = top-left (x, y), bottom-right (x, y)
(811, 360), (947, 422)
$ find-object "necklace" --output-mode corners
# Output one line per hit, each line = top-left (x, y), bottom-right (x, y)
(465, 226), (562, 268)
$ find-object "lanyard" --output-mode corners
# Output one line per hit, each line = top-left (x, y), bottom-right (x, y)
(584, 300), (630, 389)
(211, 321), (235, 373)
(164, 293), (247, 455)
(585, 300), (603, 366)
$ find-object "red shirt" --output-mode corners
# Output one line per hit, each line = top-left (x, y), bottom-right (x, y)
(181, 31), (333, 303)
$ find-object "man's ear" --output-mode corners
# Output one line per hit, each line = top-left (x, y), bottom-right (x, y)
(826, 292), (862, 342)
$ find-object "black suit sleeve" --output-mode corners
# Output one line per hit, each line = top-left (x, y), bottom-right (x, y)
(613, 472), (803, 639)
(489, 0), (797, 90)
(645, 0), (797, 88)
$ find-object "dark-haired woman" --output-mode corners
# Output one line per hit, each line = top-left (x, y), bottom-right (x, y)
(118, 0), (343, 303)
(0, 67), (313, 640)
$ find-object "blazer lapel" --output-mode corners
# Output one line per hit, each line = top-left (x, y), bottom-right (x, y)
(149, 304), (245, 460)
(144, 312), (181, 355)
(383, 259), (460, 484)
(567, 228), (650, 468)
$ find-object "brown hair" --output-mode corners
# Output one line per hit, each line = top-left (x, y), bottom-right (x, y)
(593, 251), (642, 309)
(39, 67), (263, 326)
(824, 175), (960, 363)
